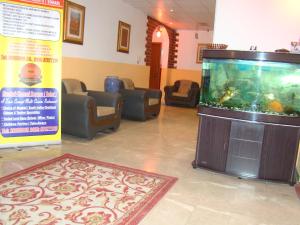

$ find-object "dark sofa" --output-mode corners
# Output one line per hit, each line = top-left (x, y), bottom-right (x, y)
(119, 78), (162, 121)
(62, 79), (122, 139)
(164, 80), (200, 108)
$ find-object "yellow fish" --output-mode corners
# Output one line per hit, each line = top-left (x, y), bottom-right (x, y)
(219, 88), (238, 104)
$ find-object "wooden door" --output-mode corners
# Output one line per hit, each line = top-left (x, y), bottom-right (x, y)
(149, 42), (162, 89)
(259, 125), (299, 183)
(195, 116), (231, 172)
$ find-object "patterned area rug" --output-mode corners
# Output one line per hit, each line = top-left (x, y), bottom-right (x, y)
(0, 154), (177, 225)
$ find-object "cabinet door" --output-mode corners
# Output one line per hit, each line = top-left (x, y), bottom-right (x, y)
(195, 116), (231, 172)
(259, 125), (300, 183)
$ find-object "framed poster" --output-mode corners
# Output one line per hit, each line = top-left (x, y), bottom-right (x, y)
(63, 1), (85, 44)
(117, 21), (131, 53)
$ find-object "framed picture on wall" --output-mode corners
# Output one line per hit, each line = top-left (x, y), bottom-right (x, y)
(196, 43), (209, 63)
(117, 21), (131, 53)
(63, 1), (85, 45)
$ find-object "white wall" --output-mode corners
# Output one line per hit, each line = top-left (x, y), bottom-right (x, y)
(213, 0), (300, 51)
(62, 0), (147, 65)
(177, 30), (214, 71)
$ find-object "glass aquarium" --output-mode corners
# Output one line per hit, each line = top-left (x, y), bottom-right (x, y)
(200, 59), (300, 116)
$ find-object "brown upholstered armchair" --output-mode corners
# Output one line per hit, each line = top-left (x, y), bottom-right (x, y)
(118, 78), (162, 121)
(62, 79), (122, 139)
(164, 80), (200, 107)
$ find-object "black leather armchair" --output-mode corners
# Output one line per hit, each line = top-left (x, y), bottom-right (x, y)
(119, 78), (162, 121)
(62, 79), (122, 139)
(164, 80), (200, 107)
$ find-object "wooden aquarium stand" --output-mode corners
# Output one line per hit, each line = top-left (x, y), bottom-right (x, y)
(193, 106), (300, 185)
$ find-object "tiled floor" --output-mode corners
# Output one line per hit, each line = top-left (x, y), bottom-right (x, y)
(296, 184), (300, 200)
(0, 105), (299, 225)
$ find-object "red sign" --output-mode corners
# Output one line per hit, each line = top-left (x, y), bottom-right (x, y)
(11, 0), (64, 8)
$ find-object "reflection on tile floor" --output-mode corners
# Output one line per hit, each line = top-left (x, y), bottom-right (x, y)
(0, 105), (299, 225)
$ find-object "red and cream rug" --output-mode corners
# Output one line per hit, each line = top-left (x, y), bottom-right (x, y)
(0, 154), (177, 225)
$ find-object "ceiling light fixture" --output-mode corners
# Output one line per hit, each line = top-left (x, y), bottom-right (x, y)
(156, 26), (162, 38)
(170, 9), (174, 12)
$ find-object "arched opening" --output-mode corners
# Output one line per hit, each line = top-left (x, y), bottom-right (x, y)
(152, 26), (169, 68)
(149, 26), (169, 91)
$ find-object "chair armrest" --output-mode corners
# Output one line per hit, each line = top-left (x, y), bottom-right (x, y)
(120, 89), (146, 101)
(119, 89), (148, 120)
(87, 90), (121, 107)
(61, 94), (96, 138)
(136, 87), (162, 99)
(188, 87), (200, 98)
(62, 94), (94, 113)
(164, 86), (176, 96)
(147, 89), (162, 99)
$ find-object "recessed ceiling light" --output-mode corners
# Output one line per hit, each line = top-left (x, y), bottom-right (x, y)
(169, 22), (173, 25)
(170, 9), (174, 12)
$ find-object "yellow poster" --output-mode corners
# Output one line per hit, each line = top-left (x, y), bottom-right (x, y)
(0, 0), (63, 148)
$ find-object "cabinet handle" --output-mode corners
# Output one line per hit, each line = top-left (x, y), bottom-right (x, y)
(201, 161), (207, 165)
(223, 143), (227, 151)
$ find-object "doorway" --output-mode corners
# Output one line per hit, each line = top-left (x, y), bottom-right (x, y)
(149, 42), (162, 89)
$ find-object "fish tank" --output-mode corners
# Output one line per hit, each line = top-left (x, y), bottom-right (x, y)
(200, 51), (300, 117)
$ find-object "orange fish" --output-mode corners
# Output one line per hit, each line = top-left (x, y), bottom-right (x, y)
(268, 100), (284, 113)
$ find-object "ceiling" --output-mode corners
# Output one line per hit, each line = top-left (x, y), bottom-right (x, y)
(122, 0), (216, 30)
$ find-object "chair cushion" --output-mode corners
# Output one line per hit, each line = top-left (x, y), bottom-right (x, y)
(97, 106), (115, 117)
(178, 80), (192, 95)
(172, 92), (189, 97)
(148, 98), (160, 106)
(73, 91), (88, 96)
(121, 78), (135, 90)
(63, 79), (83, 94)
